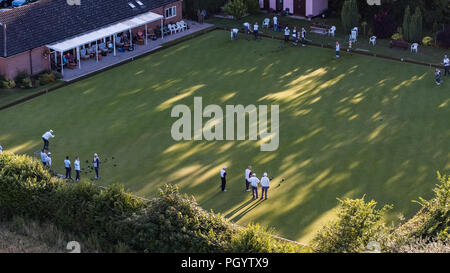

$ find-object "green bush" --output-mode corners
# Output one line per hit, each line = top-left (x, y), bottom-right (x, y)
(117, 185), (236, 252)
(1, 78), (16, 89)
(225, 0), (247, 20)
(0, 152), (300, 252)
(312, 196), (393, 253)
(39, 73), (56, 85)
(341, 0), (360, 32)
(403, 6), (423, 42)
(20, 77), (33, 89)
(231, 223), (305, 253)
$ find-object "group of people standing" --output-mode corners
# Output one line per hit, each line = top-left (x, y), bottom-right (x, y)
(220, 166), (271, 200)
(40, 129), (100, 182)
(283, 26), (307, 47)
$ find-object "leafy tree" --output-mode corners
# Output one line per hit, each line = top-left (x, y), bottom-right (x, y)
(341, 0), (360, 32)
(312, 196), (393, 253)
(402, 6), (411, 41)
(225, 0), (247, 20)
(373, 11), (397, 39)
(244, 0), (260, 15)
(409, 7), (423, 42)
(183, 0), (228, 20)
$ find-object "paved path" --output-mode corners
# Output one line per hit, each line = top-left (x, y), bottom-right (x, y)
(62, 20), (213, 82)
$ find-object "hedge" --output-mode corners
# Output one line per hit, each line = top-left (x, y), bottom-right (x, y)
(0, 153), (303, 252)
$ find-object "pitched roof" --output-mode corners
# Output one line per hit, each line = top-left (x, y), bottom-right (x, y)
(0, 0), (179, 57)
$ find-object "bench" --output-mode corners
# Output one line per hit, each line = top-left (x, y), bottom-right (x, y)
(310, 24), (331, 35)
(390, 40), (409, 50)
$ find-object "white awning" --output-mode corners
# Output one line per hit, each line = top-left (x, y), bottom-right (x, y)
(47, 11), (163, 52)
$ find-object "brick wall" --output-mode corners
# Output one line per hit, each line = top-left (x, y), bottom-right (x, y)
(134, 0), (183, 34)
(0, 46), (50, 79)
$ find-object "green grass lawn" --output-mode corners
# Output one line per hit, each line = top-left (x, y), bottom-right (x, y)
(0, 81), (63, 109)
(207, 14), (449, 66)
(0, 30), (448, 243)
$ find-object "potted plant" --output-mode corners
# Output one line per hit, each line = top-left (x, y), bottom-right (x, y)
(43, 48), (51, 59)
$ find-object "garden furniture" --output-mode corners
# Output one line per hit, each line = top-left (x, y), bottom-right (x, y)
(369, 36), (376, 46)
(262, 18), (270, 29)
(328, 26), (336, 37)
(390, 39), (409, 50)
(411, 43), (419, 53)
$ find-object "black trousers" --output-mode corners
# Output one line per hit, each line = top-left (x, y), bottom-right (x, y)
(65, 167), (72, 179)
(221, 177), (226, 191)
(252, 186), (258, 199)
(245, 179), (250, 190)
(445, 66), (449, 76)
(254, 30), (258, 40)
(284, 35), (289, 42)
(261, 187), (269, 199)
(95, 167), (99, 178)
(42, 137), (49, 150)
(76, 170), (80, 181)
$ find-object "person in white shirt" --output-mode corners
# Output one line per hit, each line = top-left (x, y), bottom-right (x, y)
(335, 41), (340, 58)
(45, 152), (52, 167)
(93, 153), (100, 179)
(220, 166), (227, 192)
(253, 22), (259, 40)
(64, 156), (72, 179)
(249, 173), (260, 200)
(42, 129), (55, 151)
(260, 173), (270, 200)
(0, 144), (2, 154)
(40, 149), (47, 166)
(443, 55), (449, 76)
(284, 26), (290, 42)
(244, 166), (252, 192)
(74, 156), (81, 181)
(292, 26), (298, 45)
(231, 28), (238, 40)
(273, 16), (278, 31)
(301, 27), (306, 46)
(436, 68), (442, 86)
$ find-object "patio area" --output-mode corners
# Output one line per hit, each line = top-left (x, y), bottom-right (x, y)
(57, 20), (212, 82)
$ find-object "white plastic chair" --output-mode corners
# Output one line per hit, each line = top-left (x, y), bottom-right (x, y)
(262, 18), (270, 29)
(411, 43), (418, 53)
(174, 23), (182, 33)
(179, 20), (188, 30)
(328, 26), (336, 37)
(177, 22), (186, 31)
(168, 24), (177, 34)
(350, 30), (357, 42)
(369, 36), (376, 46)
(352, 27), (359, 37)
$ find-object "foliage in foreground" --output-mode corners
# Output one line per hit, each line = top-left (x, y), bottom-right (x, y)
(312, 172), (450, 253)
(0, 152), (302, 253)
(312, 196), (392, 253)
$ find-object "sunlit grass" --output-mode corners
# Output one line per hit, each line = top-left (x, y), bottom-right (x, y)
(0, 30), (448, 243)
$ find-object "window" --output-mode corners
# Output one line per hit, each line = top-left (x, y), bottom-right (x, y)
(165, 6), (176, 19)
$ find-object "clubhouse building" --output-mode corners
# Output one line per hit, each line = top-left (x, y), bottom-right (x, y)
(0, 0), (183, 79)
(259, 0), (328, 17)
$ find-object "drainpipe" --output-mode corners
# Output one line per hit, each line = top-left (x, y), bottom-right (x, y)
(29, 49), (33, 75)
(2, 23), (6, 57)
